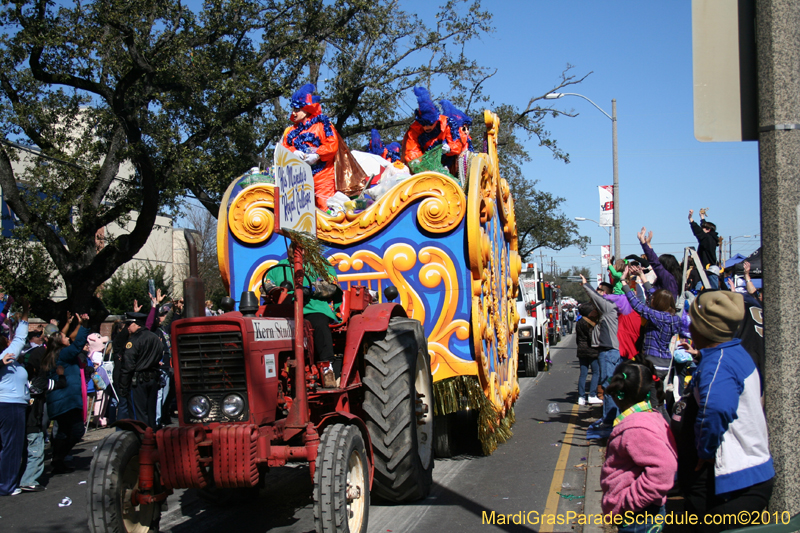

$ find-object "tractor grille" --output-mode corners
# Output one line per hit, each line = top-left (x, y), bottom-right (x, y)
(177, 330), (249, 423)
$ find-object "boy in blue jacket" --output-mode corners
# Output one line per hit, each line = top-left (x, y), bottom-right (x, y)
(679, 291), (773, 532)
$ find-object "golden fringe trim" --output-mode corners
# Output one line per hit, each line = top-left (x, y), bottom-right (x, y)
(433, 375), (516, 455)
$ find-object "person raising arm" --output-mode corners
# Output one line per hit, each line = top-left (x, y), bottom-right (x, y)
(638, 227), (681, 299)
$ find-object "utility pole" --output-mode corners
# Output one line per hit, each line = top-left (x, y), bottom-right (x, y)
(757, 0), (800, 514)
(539, 250), (546, 278)
(612, 99), (620, 260)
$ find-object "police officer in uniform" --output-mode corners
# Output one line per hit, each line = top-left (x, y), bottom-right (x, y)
(118, 312), (163, 429)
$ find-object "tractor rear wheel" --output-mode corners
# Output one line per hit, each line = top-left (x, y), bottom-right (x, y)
(313, 424), (369, 533)
(363, 317), (433, 502)
(87, 431), (161, 533)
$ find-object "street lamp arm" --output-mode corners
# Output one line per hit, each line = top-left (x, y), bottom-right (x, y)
(546, 92), (613, 121)
(575, 216), (612, 234)
(547, 90), (620, 260)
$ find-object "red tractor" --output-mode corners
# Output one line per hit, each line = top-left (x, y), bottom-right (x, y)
(87, 244), (434, 533)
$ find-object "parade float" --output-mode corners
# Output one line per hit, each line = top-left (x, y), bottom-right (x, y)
(216, 110), (521, 455)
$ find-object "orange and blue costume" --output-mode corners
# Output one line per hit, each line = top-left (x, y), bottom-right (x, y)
(402, 87), (463, 163)
(282, 84), (339, 209)
(440, 99), (475, 153)
(368, 129), (402, 163)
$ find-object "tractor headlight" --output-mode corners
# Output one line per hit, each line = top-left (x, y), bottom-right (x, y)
(222, 394), (245, 418)
(188, 395), (211, 418)
(520, 329), (532, 338)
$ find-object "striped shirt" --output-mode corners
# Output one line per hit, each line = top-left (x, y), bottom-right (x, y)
(614, 400), (653, 427)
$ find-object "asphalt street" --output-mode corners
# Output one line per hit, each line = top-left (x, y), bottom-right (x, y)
(0, 333), (591, 533)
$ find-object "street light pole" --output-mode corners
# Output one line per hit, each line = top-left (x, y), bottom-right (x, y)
(612, 99), (620, 260)
(546, 92), (620, 259)
(728, 234), (756, 260)
(575, 216), (612, 270)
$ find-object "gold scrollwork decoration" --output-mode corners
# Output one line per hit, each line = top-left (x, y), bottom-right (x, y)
(466, 110), (520, 412)
(319, 173), (466, 244)
(227, 173), (466, 247)
(247, 259), (279, 301)
(329, 244), (471, 382)
(229, 184), (276, 244)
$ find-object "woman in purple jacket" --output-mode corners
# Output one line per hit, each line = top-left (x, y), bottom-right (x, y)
(637, 227), (682, 299)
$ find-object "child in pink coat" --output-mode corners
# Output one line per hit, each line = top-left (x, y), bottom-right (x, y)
(600, 362), (677, 532)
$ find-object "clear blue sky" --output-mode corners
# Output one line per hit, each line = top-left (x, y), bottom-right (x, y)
(415, 0), (762, 278)
(193, 0), (762, 280)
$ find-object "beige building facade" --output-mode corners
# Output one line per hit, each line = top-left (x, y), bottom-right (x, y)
(1, 144), (192, 301)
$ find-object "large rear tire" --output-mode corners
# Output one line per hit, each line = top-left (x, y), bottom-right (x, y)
(313, 424), (369, 533)
(363, 317), (433, 502)
(87, 431), (161, 533)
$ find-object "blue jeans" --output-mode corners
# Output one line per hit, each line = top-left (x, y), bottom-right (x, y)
(107, 396), (118, 426)
(617, 504), (666, 533)
(578, 357), (600, 398)
(598, 348), (621, 423)
(116, 394), (132, 421)
(19, 432), (44, 487)
(155, 370), (169, 426)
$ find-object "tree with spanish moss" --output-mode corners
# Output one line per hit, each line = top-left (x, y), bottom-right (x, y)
(0, 0), (586, 321)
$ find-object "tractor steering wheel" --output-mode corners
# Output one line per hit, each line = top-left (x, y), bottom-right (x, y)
(261, 263), (315, 302)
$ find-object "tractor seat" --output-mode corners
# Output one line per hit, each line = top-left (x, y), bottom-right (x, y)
(330, 285), (372, 331)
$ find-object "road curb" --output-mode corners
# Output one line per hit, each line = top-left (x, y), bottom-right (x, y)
(584, 442), (605, 533)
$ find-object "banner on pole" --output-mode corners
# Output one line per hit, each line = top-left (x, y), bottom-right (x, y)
(601, 245), (611, 272)
(273, 144), (317, 235)
(598, 185), (613, 227)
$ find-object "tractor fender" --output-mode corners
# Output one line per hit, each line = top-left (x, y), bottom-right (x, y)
(340, 303), (408, 385)
(317, 411), (375, 487)
(112, 419), (150, 436)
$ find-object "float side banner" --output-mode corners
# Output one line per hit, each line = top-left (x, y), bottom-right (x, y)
(601, 245), (610, 271)
(274, 143), (317, 235)
(598, 185), (613, 227)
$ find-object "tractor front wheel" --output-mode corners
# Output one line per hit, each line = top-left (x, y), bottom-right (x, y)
(313, 424), (370, 533)
(363, 317), (434, 503)
(86, 431), (162, 533)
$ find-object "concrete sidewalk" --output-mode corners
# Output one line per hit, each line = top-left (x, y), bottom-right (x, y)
(543, 400), (606, 533)
(577, 404), (607, 533)
(578, 406), (689, 533)
(583, 420), (607, 533)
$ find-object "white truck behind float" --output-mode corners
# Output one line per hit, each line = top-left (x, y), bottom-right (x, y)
(516, 263), (549, 377)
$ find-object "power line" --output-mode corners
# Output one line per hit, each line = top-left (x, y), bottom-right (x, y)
(0, 139), (86, 170)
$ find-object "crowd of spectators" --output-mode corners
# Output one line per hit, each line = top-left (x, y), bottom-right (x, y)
(570, 209), (769, 532)
(0, 291), (185, 496)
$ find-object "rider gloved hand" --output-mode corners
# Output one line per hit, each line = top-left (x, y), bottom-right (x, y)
(440, 143), (450, 155)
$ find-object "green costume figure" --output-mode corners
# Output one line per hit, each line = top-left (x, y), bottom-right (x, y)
(608, 261), (626, 295)
(266, 259), (341, 376)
